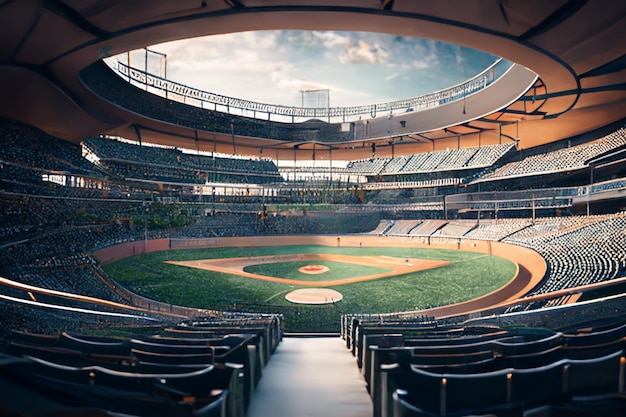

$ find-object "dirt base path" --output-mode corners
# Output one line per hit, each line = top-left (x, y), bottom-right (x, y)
(166, 254), (451, 287)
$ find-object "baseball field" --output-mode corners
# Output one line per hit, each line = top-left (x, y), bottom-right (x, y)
(100, 240), (518, 332)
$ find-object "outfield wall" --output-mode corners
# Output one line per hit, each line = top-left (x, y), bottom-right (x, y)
(92, 238), (170, 264)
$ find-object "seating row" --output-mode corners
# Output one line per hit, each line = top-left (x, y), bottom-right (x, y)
(0, 318), (283, 417)
(342, 316), (626, 417)
(387, 350), (624, 417)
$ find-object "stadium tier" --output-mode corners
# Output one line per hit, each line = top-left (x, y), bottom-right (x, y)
(1, 112), (626, 415)
(474, 129), (626, 183)
(81, 61), (353, 144)
(1, 114), (625, 310)
(83, 136), (283, 185)
(345, 143), (517, 176)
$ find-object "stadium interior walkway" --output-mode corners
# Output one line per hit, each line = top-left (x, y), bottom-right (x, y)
(246, 336), (372, 417)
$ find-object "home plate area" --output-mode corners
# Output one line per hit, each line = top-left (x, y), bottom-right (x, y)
(285, 288), (343, 305)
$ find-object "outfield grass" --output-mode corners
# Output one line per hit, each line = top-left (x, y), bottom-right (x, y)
(102, 245), (517, 332)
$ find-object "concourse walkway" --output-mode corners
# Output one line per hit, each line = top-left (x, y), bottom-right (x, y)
(246, 336), (372, 417)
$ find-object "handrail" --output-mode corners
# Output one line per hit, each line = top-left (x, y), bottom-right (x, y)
(107, 57), (512, 123)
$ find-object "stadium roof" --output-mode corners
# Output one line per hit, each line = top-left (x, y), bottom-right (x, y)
(0, 0), (625, 161)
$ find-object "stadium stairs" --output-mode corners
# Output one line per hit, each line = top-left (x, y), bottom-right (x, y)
(246, 335), (372, 417)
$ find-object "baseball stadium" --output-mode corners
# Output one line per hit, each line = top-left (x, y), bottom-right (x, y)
(0, 2), (625, 417)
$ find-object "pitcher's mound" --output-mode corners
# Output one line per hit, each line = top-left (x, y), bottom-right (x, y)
(298, 264), (330, 274)
(285, 288), (343, 304)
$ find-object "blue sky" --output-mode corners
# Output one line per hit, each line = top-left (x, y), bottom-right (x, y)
(131, 30), (499, 107)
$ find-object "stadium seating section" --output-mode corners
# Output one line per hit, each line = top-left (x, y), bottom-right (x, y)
(342, 316), (626, 417)
(1, 114), (626, 416)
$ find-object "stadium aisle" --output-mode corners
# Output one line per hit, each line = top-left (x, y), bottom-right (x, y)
(246, 336), (372, 417)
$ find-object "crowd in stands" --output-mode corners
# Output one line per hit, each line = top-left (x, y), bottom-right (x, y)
(0, 117), (290, 363)
(83, 136), (283, 185)
(0, 192), (147, 244)
(0, 118), (101, 177)
(0, 223), (144, 301)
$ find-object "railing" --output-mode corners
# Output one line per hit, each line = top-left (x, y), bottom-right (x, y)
(445, 187), (579, 212)
(108, 57), (512, 123)
(587, 177), (626, 194)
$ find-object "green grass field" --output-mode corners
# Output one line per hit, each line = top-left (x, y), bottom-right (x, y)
(102, 245), (516, 332)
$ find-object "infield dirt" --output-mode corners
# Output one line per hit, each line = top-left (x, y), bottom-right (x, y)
(166, 253), (451, 287)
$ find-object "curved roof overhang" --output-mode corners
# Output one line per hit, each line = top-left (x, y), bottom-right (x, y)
(0, 0), (624, 160)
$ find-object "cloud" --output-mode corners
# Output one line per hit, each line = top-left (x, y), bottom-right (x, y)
(412, 58), (436, 70)
(127, 30), (499, 107)
(311, 31), (349, 48)
(339, 38), (389, 65)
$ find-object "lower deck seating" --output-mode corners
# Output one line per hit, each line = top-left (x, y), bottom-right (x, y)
(343, 315), (626, 417)
(0, 318), (282, 417)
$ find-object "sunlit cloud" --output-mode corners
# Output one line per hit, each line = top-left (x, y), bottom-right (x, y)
(132, 30), (498, 107)
(339, 39), (389, 64)
(311, 31), (349, 48)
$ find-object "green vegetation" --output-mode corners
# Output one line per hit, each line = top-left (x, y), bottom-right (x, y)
(102, 245), (517, 332)
(132, 203), (194, 230)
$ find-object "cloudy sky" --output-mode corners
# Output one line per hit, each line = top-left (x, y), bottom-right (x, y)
(127, 30), (498, 108)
